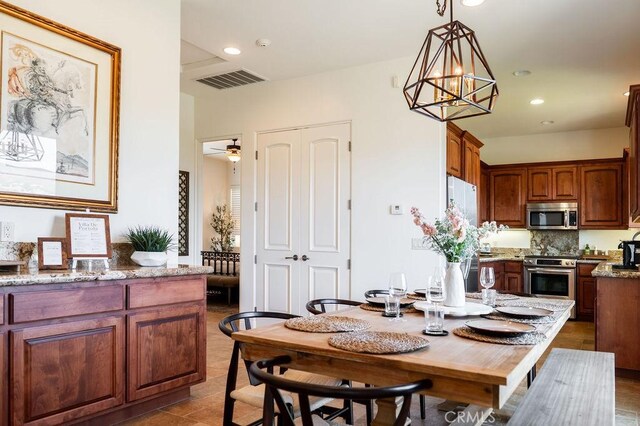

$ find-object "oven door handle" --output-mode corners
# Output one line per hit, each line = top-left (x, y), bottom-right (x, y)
(526, 267), (574, 274)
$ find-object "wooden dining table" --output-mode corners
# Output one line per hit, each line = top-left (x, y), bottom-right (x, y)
(232, 298), (573, 425)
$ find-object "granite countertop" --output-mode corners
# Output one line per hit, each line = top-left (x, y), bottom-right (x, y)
(591, 262), (640, 278)
(478, 256), (525, 263)
(0, 264), (215, 287)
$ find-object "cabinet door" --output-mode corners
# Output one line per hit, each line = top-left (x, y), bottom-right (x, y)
(580, 162), (625, 229)
(490, 169), (527, 227)
(11, 317), (124, 425)
(463, 142), (481, 187)
(629, 90), (640, 222)
(504, 273), (522, 294)
(479, 166), (490, 223)
(527, 167), (553, 201)
(578, 278), (595, 320)
(128, 304), (206, 401)
(552, 166), (579, 200)
(446, 123), (464, 178)
(1, 333), (5, 426)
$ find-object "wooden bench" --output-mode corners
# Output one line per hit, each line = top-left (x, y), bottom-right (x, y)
(509, 348), (615, 426)
(201, 251), (240, 305)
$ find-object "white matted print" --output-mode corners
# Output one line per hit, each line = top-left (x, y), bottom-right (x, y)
(0, 33), (97, 185)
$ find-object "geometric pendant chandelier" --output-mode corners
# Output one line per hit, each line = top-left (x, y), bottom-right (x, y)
(403, 0), (498, 121)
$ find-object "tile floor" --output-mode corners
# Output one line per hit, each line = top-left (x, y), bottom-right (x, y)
(121, 302), (640, 426)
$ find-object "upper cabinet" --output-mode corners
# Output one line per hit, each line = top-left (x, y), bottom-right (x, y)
(479, 163), (491, 224)
(489, 168), (527, 227)
(626, 85), (640, 223)
(579, 161), (625, 229)
(527, 166), (578, 202)
(446, 123), (464, 179)
(463, 132), (483, 187)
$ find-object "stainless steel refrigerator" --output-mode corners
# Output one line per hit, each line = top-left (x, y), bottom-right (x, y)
(446, 176), (478, 292)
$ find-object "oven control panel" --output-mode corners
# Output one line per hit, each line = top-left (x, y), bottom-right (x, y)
(523, 258), (577, 268)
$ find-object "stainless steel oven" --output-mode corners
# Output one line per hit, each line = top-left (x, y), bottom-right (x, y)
(524, 256), (576, 318)
(526, 202), (578, 230)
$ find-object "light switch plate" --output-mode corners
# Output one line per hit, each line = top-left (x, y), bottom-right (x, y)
(0, 222), (15, 242)
(390, 205), (403, 215)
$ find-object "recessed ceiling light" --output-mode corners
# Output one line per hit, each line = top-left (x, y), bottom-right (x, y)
(540, 120), (555, 125)
(223, 47), (241, 55)
(530, 98), (545, 105)
(512, 70), (531, 77)
(461, 0), (485, 6)
(624, 91), (630, 97)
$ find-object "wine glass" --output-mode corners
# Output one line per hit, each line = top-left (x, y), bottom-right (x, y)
(388, 272), (407, 322)
(479, 267), (495, 290)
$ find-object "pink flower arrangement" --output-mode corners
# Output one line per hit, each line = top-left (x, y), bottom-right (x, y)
(411, 204), (507, 262)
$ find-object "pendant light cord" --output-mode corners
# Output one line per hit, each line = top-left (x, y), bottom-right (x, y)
(435, 0), (453, 22)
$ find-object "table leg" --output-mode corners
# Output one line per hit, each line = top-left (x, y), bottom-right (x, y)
(371, 396), (410, 426)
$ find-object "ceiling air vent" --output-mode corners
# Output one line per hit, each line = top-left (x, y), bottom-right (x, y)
(196, 70), (265, 90)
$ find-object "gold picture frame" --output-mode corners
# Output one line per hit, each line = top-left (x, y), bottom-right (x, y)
(0, 2), (120, 212)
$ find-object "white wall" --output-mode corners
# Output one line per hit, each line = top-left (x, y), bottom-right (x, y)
(0, 0), (181, 262)
(482, 127), (628, 165)
(189, 56), (446, 311)
(179, 92), (196, 264)
(201, 157), (229, 250)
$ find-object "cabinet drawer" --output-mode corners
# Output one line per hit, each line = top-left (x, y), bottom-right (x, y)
(10, 285), (124, 324)
(127, 278), (205, 309)
(578, 263), (597, 277)
(504, 261), (523, 274)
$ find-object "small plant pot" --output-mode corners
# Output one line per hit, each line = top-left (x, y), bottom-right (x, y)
(130, 251), (168, 267)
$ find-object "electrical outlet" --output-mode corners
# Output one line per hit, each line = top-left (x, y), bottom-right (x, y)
(411, 237), (429, 250)
(0, 221), (15, 242)
(390, 205), (403, 215)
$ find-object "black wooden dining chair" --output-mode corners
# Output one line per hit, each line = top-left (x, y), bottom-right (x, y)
(305, 298), (362, 315)
(219, 311), (352, 426)
(250, 355), (433, 426)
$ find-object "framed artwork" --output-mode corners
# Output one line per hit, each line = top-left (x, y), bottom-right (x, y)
(37, 237), (68, 270)
(0, 3), (121, 212)
(178, 170), (189, 256)
(65, 213), (112, 258)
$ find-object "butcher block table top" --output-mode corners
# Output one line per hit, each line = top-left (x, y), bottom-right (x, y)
(233, 298), (573, 425)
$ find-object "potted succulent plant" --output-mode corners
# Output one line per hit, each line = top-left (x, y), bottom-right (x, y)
(124, 226), (176, 267)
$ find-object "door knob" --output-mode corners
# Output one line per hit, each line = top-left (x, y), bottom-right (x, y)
(301, 255), (310, 261)
(285, 255), (299, 261)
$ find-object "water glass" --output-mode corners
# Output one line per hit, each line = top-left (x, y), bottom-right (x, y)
(425, 304), (444, 333)
(384, 295), (400, 316)
(480, 267), (495, 290)
(388, 272), (407, 322)
(482, 288), (497, 307)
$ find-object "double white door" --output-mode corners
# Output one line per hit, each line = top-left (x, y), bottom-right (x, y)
(256, 123), (351, 315)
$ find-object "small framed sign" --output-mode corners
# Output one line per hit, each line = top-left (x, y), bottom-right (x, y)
(65, 213), (112, 259)
(37, 238), (68, 270)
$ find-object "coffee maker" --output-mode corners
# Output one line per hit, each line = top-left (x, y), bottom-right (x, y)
(616, 240), (640, 269)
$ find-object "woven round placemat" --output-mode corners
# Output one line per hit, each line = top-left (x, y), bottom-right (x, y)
(498, 299), (573, 312)
(407, 294), (426, 301)
(285, 316), (370, 333)
(359, 303), (418, 314)
(482, 312), (555, 324)
(453, 326), (546, 345)
(465, 292), (519, 301)
(328, 331), (429, 354)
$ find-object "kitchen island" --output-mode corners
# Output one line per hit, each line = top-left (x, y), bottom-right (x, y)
(0, 265), (212, 425)
(592, 262), (640, 376)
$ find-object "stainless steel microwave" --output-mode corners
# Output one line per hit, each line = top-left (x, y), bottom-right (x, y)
(526, 202), (578, 230)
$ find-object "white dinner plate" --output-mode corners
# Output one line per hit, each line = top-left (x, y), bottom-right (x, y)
(413, 301), (493, 317)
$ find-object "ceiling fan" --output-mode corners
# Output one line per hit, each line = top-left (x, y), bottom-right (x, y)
(207, 138), (241, 162)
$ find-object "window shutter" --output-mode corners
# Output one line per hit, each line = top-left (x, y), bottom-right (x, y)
(230, 186), (241, 237)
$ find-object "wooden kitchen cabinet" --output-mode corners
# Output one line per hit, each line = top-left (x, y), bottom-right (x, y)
(479, 163), (491, 223)
(626, 85), (640, 223)
(10, 316), (125, 425)
(463, 132), (483, 187)
(489, 168), (527, 227)
(127, 304), (206, 401)
(1, 333), (5, 426)
(579, 161), (625, 229)
(527, 167), (553, 201)
(552, 166), (579, 200)
(577, 263), (596, 321)
(446, 122), (464, 178)
(504, 261), (523, 293)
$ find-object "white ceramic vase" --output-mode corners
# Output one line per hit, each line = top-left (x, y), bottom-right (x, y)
(130, 251), (168, 267)
(443, 262), (466, 307)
